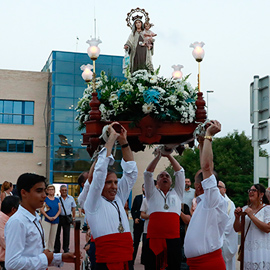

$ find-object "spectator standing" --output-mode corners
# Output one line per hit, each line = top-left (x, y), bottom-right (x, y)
(0, 182), (13, 207)
(234, 183), (270, 269)
(54, 185), (76, 253)
(40, 184), (61, 252)
(131, 184), (145, 264)
(183, 178), (195, 209)
(217, 181), (238, 270)
(5, 173), (75, 270)
(0, 196), (20, 270)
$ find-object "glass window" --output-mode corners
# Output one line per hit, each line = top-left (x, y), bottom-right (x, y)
(4, 101), (12, 113)
(0, 100), (3, 113)
(55, 61), (75, 74)
(54, 122), (74, 134)
(0, 100), (34, 125)
(8, 141), (16, 152)
(24, 115), (34, 125)
(13, 101), (22, 114)
(74, 87), (86, 99)
(54, 73), (74, 86)
(54, 110), (74, 122)
(0, 140), (7, 151)
(54, 85), (74, 98)
(54, 98), (74, 110)
(25, 141), (33, 152)
(17, 141), (25, 152)
(24, 101), (34, 114)
(55, 52), (75, 61)
(13, 115), (22, 124)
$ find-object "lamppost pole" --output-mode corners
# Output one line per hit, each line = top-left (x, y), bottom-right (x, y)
(206, 90), (214, 117)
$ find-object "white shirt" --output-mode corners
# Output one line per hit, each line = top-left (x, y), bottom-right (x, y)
(184, 174), (228, 258)
(183, 188), (195, 209)
(84, 147), (138, 239)
(78, 181), (90, 209)
(5, 205), (62, 270)
(222, 194), (238, 270)
(140, 198), (149, 234)
(144, 169), (185, 215)
(58, 195), (76, 216)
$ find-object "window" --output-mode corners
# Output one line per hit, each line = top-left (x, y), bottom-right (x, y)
(0, 139), (33, 153)
(0, 100), (34, 125)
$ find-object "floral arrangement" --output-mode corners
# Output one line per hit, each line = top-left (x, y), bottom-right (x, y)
(76, 68), (198, 131)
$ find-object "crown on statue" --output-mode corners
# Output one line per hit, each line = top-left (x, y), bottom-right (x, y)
(132, 15), (143, 22)
(126, 7), (150, 29)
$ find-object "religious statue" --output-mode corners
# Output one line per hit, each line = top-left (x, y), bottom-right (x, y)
(124, 8), (154, 73)
(140, 21), (157, 50)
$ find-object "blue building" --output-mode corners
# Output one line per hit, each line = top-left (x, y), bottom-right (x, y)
(42, 51), (125, 195)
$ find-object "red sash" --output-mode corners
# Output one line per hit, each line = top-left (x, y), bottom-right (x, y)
(95, 232), (133, 270)
(187, 249), (226, 270)
(147, 212), (180, 270)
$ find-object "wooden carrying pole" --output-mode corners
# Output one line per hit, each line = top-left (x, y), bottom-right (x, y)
(74, 220), (81, 270)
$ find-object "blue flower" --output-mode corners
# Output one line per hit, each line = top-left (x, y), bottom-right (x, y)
(185, 98), (195, 103)
(143, 88), (160, 104)
(117, 89), (125, 98)
(96, 89), (102, 100)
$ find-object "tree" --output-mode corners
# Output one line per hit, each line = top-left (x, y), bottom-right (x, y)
(167, 131), (268, 207)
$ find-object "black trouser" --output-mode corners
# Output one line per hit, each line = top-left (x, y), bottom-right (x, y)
(96, 261), (133, 270)
(144, 237), (182, 270)
(132, 220), (144, 263)
(54, 215), (71, 253)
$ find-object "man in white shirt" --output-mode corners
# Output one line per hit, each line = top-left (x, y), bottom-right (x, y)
(84, 122), (138, 270)
(218, 181), (238, 270)
(144, 149), (185, 269)
(5, 173), (75, 270)
(183, 178), (195, 209)
(184, 120), (228, 270)
(54, 185), (76, 253)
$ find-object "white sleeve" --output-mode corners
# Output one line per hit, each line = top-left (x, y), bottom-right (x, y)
(78, 181), (90, 209)
(173, 168), (185, 202)
(144, 170), (155, 200)
(84, 147), (114, 214)
(117, 159), (138, 205)
(140, 198), (148, 213)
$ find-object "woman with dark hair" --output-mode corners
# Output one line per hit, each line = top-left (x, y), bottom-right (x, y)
(234, 183), (270, 269)
(124, 18), (153, 73)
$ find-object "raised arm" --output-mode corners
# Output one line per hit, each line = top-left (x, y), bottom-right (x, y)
(200, 120), (221, 179)
(117, 123), (134, 162)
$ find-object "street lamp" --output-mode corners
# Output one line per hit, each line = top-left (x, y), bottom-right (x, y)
(172, 65), (184, 79)
(190, 42), (205, 92)
(83, 37), (102, 121)
(206, 90), (214, 117)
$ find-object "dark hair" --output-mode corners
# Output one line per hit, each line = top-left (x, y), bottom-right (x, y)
(1, 196), (20, 215)
(154, 180), (157, 186)
(77, 171), (88, 188)
(107, 168), (117, 176)
(195, 170), (219, 186)
(17, 173), (47, 200)
(254, 183), (269, 204)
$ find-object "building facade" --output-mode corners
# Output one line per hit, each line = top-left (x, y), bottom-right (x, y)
(0, 51), (169, 200)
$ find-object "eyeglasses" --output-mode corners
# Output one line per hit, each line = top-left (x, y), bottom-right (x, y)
(248, 189), (257, 193)
(217, 185), (225, 189)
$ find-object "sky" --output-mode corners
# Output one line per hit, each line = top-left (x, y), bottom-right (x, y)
(1, 0), (270, 150)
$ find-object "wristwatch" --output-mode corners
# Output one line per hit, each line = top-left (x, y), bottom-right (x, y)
(204, 135), (213, 142)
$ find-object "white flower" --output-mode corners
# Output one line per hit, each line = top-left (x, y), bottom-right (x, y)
(137, 83), (145, 92)
(109, 93), (118, 102)
(142, 103), (154, 114)
(168, 95), (177, 105)
(149, 75), (158, 84)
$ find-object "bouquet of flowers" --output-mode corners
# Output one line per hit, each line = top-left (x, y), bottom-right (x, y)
(76, 68), (198, 131)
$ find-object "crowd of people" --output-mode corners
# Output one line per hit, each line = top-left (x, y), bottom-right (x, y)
(1, 120), (270, 270)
